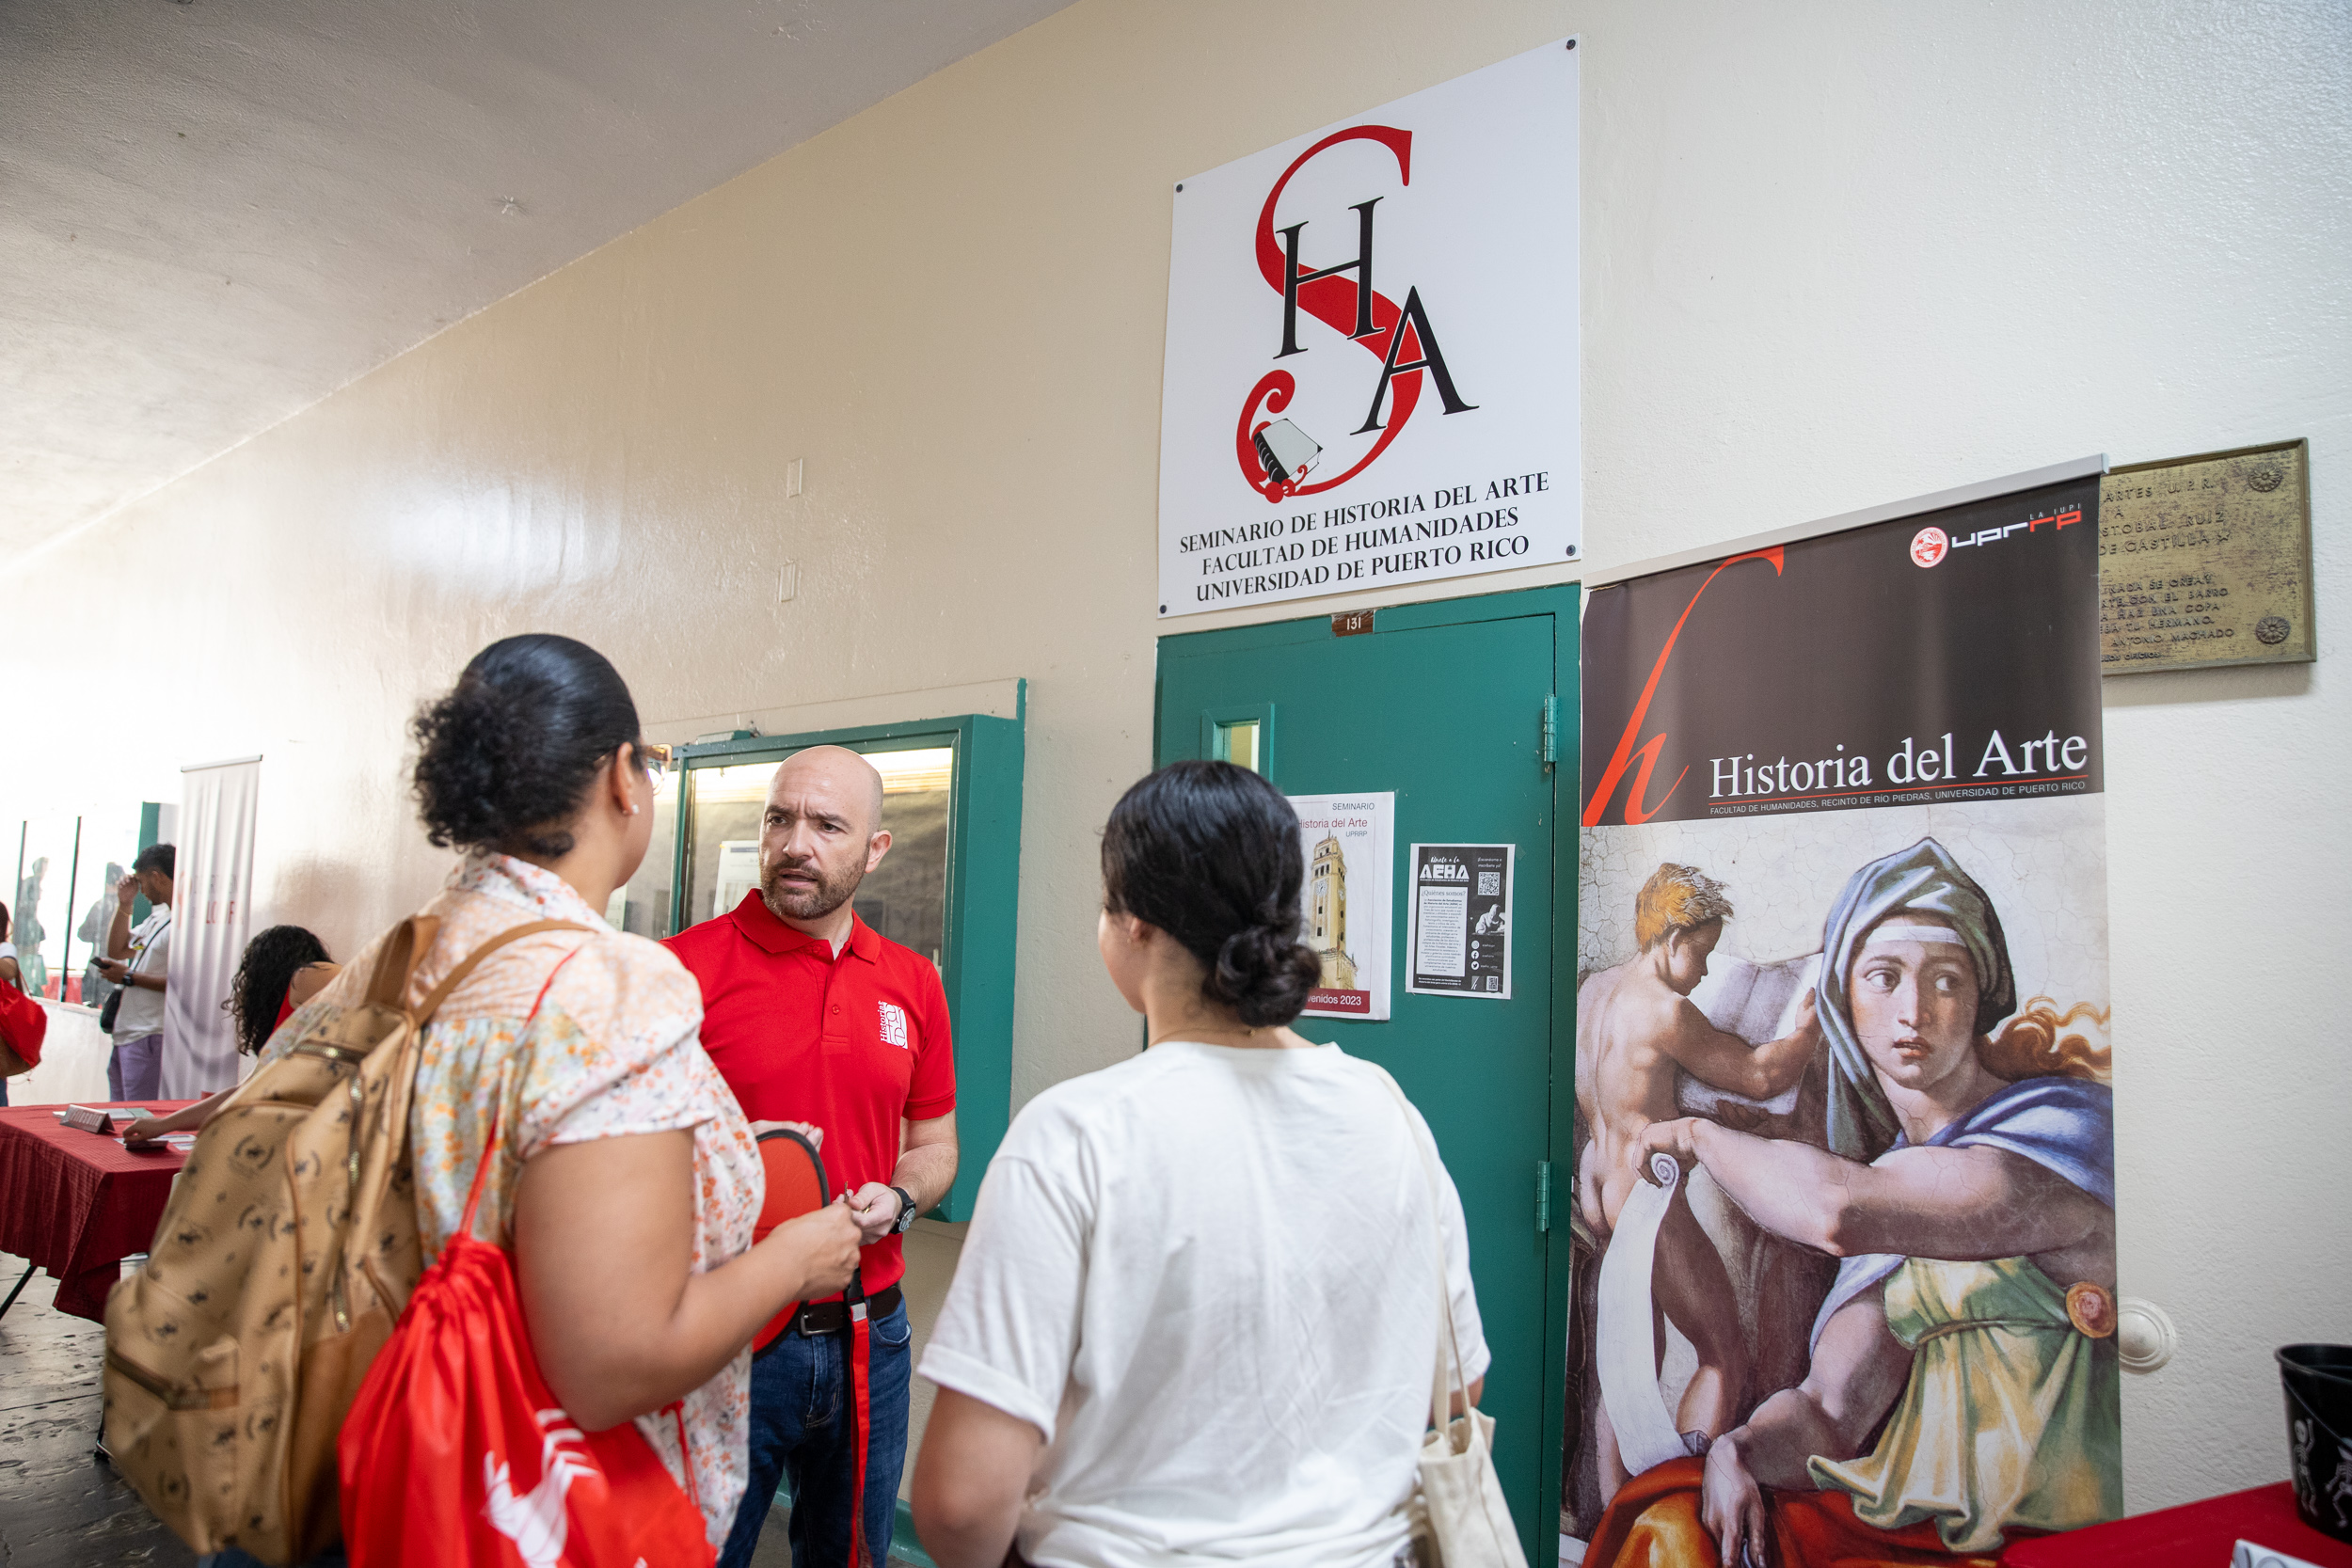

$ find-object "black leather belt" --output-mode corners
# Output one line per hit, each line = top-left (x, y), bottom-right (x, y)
(787, 1284), (901, 1338)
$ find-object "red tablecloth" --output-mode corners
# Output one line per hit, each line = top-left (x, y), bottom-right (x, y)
(0, 1100), (193, 1321)
(2005, 1481), (2352, 1565)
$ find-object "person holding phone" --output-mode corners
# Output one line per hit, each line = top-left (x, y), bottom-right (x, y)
(92, 844), (173, 1101)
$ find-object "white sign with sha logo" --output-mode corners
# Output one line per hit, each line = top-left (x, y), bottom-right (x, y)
(1157, 40), (1580, 617)
(1288, 793), (1393, 1022)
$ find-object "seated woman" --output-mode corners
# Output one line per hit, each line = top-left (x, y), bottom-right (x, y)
(123, 925), (341, 1147)
(1592, 837), (2116, 1568)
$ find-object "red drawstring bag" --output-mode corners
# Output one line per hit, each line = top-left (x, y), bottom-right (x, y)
(0, 978), (45, 1077)
(339, 956), (716, 1568)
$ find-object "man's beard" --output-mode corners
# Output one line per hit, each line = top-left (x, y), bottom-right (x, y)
(759, 854), (863, 923)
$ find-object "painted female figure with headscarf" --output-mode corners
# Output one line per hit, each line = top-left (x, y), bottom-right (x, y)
(1587, 838), (2117, 1568)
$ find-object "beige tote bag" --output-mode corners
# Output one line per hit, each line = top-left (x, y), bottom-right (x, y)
(1374, 1067), (1530, 1568)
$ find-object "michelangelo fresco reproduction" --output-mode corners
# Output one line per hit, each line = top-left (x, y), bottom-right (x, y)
(1567, 797), (2118, 1568)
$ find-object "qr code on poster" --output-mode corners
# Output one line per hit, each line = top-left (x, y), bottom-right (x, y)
(1477, 872), (1502, 896)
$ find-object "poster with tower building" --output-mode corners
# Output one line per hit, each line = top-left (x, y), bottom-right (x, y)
(1287, 791), (1393, 1020)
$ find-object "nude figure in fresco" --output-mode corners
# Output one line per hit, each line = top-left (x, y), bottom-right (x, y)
(1576, 864), (1820, 1490)
(1588, 839), (2118, 1568)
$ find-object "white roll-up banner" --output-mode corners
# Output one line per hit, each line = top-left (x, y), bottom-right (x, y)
(163, 757), (260, 1097)
(1565, 467), (2119, 1560)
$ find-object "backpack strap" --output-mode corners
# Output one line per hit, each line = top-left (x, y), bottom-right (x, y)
(361, 915), (443, 1010)
(409, 919), (597, 1026)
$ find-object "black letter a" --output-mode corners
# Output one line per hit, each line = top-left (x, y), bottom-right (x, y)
(1355, 287), (1476, 434)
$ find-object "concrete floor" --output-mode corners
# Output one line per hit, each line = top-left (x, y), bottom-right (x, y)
(0, 1250), (911, 1568)
(0, 1251), (194, 1567)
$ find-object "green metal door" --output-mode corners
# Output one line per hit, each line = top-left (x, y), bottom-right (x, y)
(1155, 585), (1578, 1567)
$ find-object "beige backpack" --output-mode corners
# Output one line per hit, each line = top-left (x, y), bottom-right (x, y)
(103, 914), (590, 1563)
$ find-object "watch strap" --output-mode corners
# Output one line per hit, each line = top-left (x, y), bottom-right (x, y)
(890, 1184), (918, 1233)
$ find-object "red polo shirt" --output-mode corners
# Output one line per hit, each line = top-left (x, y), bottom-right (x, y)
(665, 893), (956, 1292)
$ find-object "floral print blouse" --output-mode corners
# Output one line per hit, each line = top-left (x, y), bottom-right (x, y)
(265, 851), (762, 1545)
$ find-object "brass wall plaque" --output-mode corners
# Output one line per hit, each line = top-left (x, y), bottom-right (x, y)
(2100, 438), (2315, 674)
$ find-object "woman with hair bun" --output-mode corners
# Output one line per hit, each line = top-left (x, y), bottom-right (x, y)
(914, 760), (1491, 1568)
(224, 634), (861, 1564)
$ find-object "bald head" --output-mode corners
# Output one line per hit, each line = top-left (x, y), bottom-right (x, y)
(773, 745), (885, 835)
(758, 746), (892, 930)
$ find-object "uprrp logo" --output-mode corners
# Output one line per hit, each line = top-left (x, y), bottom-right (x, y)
(1910, 527), (1949, 568)
(1235, 127), (1476, 504)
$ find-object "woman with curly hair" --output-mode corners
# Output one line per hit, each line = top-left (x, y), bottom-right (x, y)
(119, 925), (339, 1146)
(228, 924), (339, 1051)
(266, 632), (855, 1559)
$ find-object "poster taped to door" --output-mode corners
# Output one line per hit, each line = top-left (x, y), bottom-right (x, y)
(1288, 792), (1392, 1020)
(1406, 843), (1513, 999)
(1565, 470), (2117, 1563)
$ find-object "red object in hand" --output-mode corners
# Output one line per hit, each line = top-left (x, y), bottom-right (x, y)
(746, 1130), (873, 1566)
(750, 1130), (829, 1354)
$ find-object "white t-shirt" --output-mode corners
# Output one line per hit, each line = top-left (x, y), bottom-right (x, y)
(921, 1039), (1488, 1568)
(112, 908), (171, 1037)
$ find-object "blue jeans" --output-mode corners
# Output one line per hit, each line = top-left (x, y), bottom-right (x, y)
(719, 1296), (914, 1568)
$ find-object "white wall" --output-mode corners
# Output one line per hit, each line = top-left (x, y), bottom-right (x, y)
(5, 0), (2345, 1515)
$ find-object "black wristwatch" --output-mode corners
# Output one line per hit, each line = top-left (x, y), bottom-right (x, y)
(889, 1184), (919, 1234)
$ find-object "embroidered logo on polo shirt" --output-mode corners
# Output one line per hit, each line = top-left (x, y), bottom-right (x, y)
(878, 1001), (909, 1049)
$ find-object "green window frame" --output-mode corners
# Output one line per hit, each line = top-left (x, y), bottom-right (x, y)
(1199, 701), (1276, 774)
(668, 703), (1024, 1222)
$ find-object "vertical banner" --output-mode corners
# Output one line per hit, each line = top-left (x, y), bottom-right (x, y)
(163, 757), (260, 1097)
(1565, 476), (2118, 1565)
(1288, 792), (1393, 1020)
(1157, 40), (1579, 616)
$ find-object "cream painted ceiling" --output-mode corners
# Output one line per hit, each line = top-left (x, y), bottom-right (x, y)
(0, 0), (1073, 555)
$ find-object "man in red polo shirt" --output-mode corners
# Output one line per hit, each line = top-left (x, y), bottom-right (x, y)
(667, 745), (958, 1568)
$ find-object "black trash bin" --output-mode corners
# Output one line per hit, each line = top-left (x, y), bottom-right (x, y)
(2278, 1343), (2352, 1544)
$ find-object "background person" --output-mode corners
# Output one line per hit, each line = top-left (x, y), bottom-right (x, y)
(122, 925), (339, 1148)
(913, 760), (1489, 1568)
(78, 860), (126, 1013)
(0, 902), (21, 996)
(0, 901), (22, 1105)
(216, 634), (864, 1565)
(13, 858), (47, 1000)
(666, 744), (959, 1568)
(92, 844), (173, 1101)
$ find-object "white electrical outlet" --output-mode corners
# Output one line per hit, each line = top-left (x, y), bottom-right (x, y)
(786, 458), (804, 498)
(779, 561), (800, 602)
